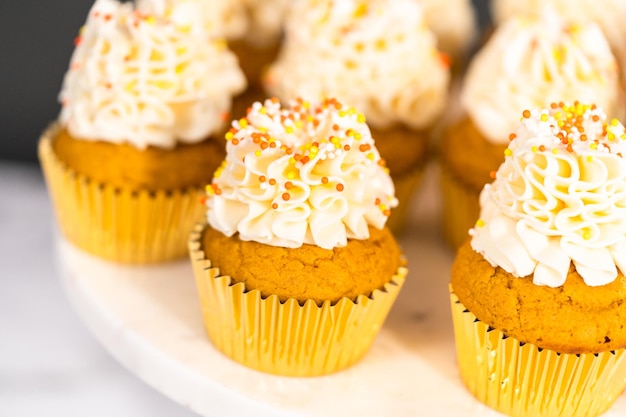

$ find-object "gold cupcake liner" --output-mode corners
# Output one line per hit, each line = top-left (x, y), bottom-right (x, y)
(38, 126), (207, 264)
(386, 166), (425, 234)
(189, 223), (407, 376)
(440, 165), (480, 249)
(450, 288), (626, 417)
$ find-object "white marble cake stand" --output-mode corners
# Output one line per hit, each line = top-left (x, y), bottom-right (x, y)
(54, 164), (626, 417)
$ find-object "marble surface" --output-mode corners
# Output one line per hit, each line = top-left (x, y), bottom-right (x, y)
(0, 162), (198, 417)
(3, 161), (626, 417)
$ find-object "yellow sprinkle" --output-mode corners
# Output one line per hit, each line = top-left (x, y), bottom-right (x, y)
(608, 132), (616, 141)
(590, 143), (598, 150)
(504, 148), (512, 157)
(239, 118), (248, 128)
(259, 127), (268, 133)
(295, 121), (303, 129)
(205, 185), (212, 192)
(476, 219), (485, 227)
(206, 187), (214, 195)
(587, 155), (593, 162)
(310, 146), (318, 154)
(254, 150), (262, 157)
(335, 143), (342, 149)
(303, 101), (310, 109)
(357, 114), (366, 123)
(552, 148), (558, 154)
(339, 111), (346, 117)
(259, 107), (267, 114)
(531, 146), (538, 152)
(621, 134), (626, 140)
(380, 204), (387, 211)
(289, 157), (296, 165)
(612, 118), (620, 126)
(366, 152), (375, 160)
(354, 132), (362, 140)
(285, 126), (294, 134)
(383, 167), (390, 174)
(540, 114), (549, 122)
(286, 171), (296, 180)
(225, 132), (234, 140)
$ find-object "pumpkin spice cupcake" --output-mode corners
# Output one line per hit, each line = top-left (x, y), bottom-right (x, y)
(189, 97), (407, 376)
(39, 0), (245, 263)
(450, 103), (626, 417)
(264, 0), (450, 233)
(440, 10), (620, 248)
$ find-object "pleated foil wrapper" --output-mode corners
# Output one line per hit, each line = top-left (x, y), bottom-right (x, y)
(386, 166), (425, 234)
(39, 125), (206, 264)
(189, 223), (407, 377)
(450, 288), (626, 417)
(440, 166), (480, 249)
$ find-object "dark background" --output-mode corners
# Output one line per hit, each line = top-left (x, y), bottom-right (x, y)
(0, 0), (491, 163)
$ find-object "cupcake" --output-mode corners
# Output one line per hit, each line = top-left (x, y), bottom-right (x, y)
(416, 0), (477, 73)
(492, 0), (626, 87)
(264, 0), (451, 233)
(188, 97), (407, 376)
(450, 103), (626, 417)
(439, 11), (620, 248)
(39, 0), (246, 263)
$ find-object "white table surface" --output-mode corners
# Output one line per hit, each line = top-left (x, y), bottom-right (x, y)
(2, 161), (625, 417)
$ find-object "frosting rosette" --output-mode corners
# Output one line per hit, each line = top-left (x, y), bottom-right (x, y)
(206, 97), (398, 250)
(59, 0), (246, 149)
(492, 0), (626, 84)
(471, 103), (626, 287)
(264, 0), (450, 130)
(462, 10), (619, 144)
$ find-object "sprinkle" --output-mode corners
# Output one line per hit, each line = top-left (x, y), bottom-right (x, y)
(489, 171), (496, 179)
(509, 133), (516, 141)
(522, 110), (531, 119)
(504, 148), (512, 157)
(587, 156), (593, 162)
(259, 175), (266, 182)
(476, 219), (485, 227)
(282, 193), (290, 201)
(269, 178), (277, 185)
(531, 146), (538, 153)
(285, 181), (293, 190)
(321, 177), (329, 184)
(336, 184), (344, 192)
(272, 203), (278, 209)
(254, 150), (262, 157)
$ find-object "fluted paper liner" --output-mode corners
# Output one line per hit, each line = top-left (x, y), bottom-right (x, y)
(38, 125), (206, 264)
(386, 166), (425, 234)
(189, 223), (407, 376)
(440, 166), (480, 248)
(450, 287), (626, 417)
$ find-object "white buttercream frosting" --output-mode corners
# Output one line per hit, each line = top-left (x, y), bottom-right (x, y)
(416, 0), (476, 58)
(264, 0), (450, 130)
(471, 103), (626, 287)
(59, 0), (246, 149)
(462, 11), (619, 144)
(138, 0), (287, 46)
(492, 0), (626, 84)
(206, 97), (398, 250)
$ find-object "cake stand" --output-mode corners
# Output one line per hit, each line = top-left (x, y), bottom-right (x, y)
(54, 164), (626, 417)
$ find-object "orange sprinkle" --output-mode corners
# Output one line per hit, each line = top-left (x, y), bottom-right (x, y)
(344, 144), (351, 151)
(592, 115), (600, 122)
(332, 124), (339, 131)
(269, 178), (277, 185)
(580, 134), (587, 141)
(321, 177), (329, 184)
(439, 52), (451, 68)
(383, 209), (391, 217)
(282, 193), (290, 201)
(285, 181), (293, 190)
(539, 145), (546, 151)
(489, 171), (496, 179)
(522, 110), (531, 119)
(550, 102), (558, 109)
(199, 196), (207, 205)
(272, 203), (278, 209)
(509, 133), (516, 141)
(231, 138), (239, 145)
(259, 175), (266, 182)
(336, 184), (344, 192)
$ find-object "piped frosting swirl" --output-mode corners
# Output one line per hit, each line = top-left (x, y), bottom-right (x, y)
(471, 103), (626, 287)
(462, 10), (619, 144)
(264, 0), (450, 130)
(206, 97), (398, 250)
(59, 0), (246, 149)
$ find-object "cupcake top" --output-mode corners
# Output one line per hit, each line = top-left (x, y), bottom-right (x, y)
(138, 0), (288, 46)
(471, 103), (626, 288)
(264, 0), (450, 130)
(492, 0), (626, 84)
(461, 11), (620, 144)
(416, 0), (477, 59)
(206, 97), (398, 250)
(59, 0), (246, 150)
